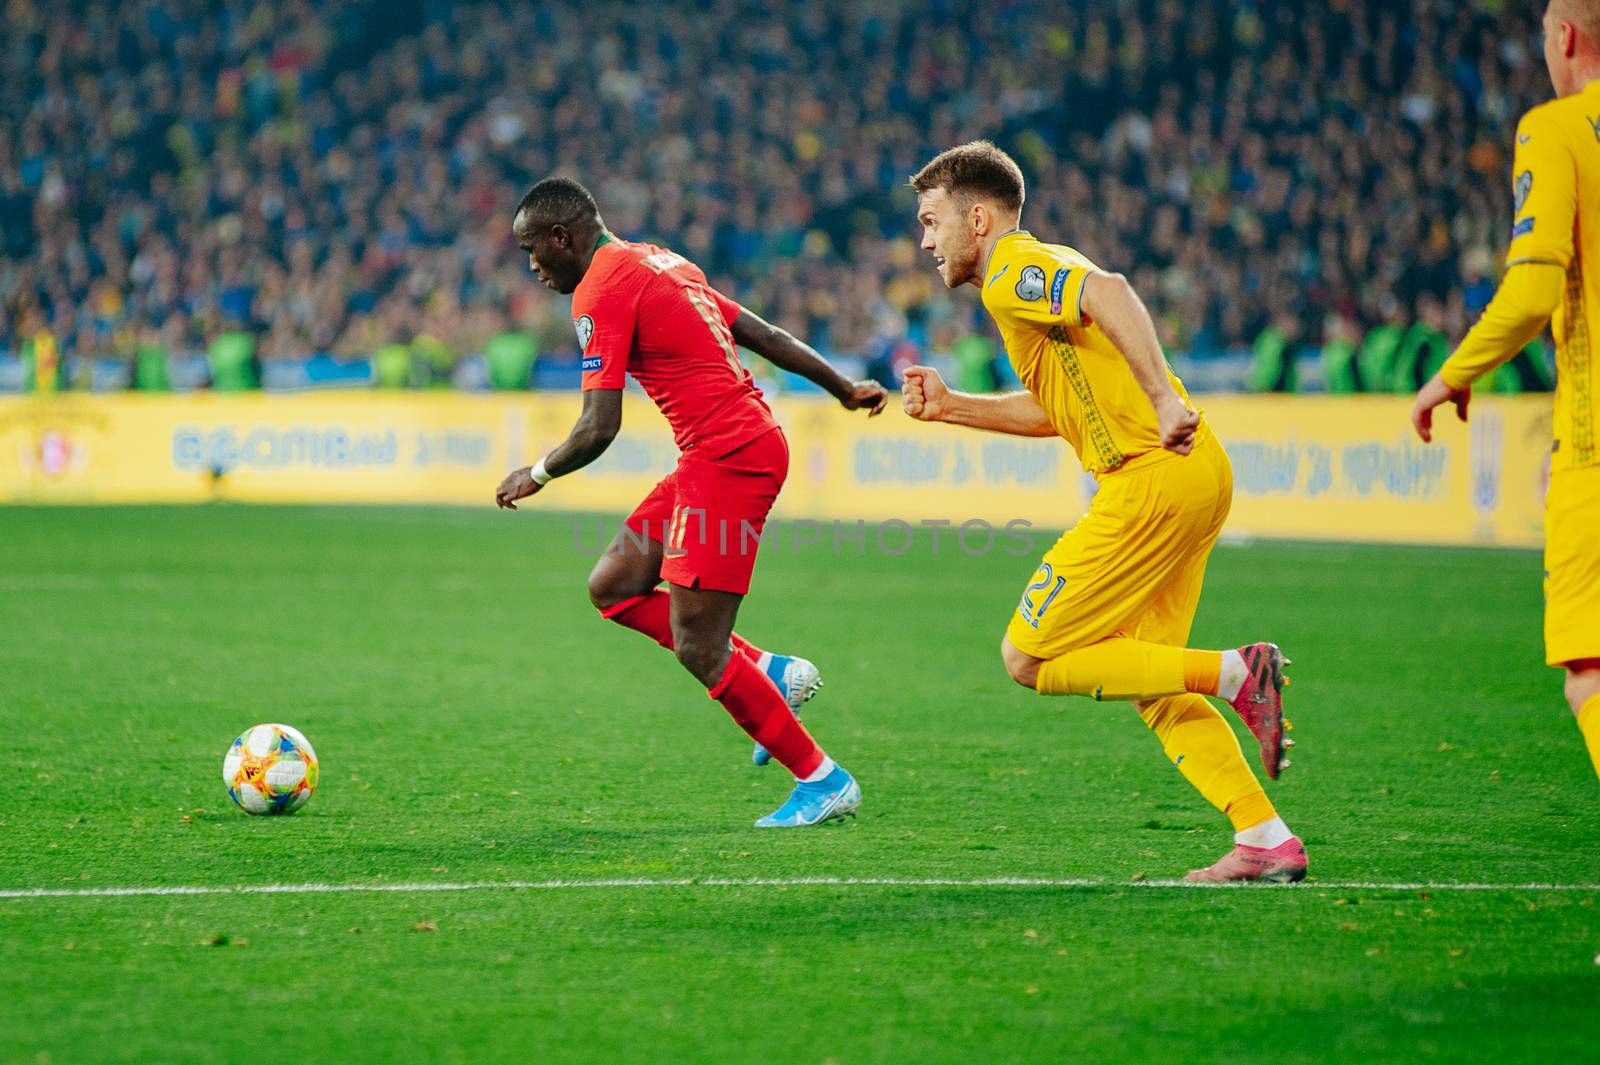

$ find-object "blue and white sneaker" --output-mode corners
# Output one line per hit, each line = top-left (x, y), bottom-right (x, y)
(754, 765), (861, 828)
(751, 654), (824, 767)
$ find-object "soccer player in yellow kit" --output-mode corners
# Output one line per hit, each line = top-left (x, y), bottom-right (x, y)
(1412, 0), (1600, 783)
(903, 141), (1306, 882)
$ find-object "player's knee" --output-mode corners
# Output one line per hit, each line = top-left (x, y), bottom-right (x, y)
(586, 573), (614, 612)
(1005, 659), (1039, 689)
(586, 558), (635, 612)
(675, 633), (731, 687)
(1563, 663), (1600, 716)
(1000, 637), (1040, 689)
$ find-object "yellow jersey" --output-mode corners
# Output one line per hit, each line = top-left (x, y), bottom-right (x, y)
(1458, 82), (1600, 470)
(980, 231), (1194, 474)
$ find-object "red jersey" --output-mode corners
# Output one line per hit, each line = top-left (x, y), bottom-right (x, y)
(575, 235), (778, 459)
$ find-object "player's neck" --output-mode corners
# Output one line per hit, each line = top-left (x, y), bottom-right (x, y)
(1559, 56), (1600, 96)
(1577, 70), (1600, 95)
(974, 220), (1025, 286)
(571, 223), (611, 280)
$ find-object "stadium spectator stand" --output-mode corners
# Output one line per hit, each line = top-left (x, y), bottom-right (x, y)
(0, 0), (1558, 393)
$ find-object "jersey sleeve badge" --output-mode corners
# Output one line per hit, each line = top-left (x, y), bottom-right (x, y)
(1015, 265), (1047, 302)
(576, 315), (598, 370)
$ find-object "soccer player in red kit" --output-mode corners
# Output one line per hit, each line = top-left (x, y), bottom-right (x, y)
(495, 177), (887, 826)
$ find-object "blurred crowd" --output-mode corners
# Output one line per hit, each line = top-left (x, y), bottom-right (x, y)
(0, 0), (1556, 389)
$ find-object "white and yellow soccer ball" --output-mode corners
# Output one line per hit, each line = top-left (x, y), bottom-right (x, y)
(223, 723), (320, 815)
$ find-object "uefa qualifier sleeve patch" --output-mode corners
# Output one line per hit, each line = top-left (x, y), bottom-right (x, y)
(576, 315), (600, 371)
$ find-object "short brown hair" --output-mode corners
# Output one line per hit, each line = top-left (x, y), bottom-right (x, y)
(1550, 0), (1600, 43)
(909, 141), (1026, 213)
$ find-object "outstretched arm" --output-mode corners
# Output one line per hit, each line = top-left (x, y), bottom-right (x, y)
(495, 387), (623, 509)
(1080, 271), (1198, 455)
(730, 307), (887, 415)
(901, 365), (1057, 437)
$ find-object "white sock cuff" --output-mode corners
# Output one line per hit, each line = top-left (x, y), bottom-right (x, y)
(799, 755), (836, 783)
(1234, 816), (1293, 850)
(1218, 649), (1247, 701)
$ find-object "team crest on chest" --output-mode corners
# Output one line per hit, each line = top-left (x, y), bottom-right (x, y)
(575, 314), (595, 352)
(1015, 265), (1047, 302)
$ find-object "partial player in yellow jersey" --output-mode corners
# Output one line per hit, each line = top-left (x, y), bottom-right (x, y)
(1412, 0), (1600, 783)
(902, 141), (1306, 883)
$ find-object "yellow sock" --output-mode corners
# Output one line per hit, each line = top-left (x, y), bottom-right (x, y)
(1183, 649), (1222, 696)
(1036, 638), (1187, 701)
(1578, 694), (1600, 781)
(1139, 694), (1276, 831)
(1226, 789), (1278, 833)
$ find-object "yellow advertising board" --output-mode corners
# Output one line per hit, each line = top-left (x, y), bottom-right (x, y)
(1204, 395), (1552, 549)
(0, 391), (1553, 548)
(775, 394), (1552, 548)
(0, 393), (543, 506)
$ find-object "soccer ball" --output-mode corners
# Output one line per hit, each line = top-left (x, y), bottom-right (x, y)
(223, 723), (320, 815)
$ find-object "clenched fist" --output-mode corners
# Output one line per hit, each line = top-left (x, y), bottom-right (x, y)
(901, 365), (949, 422)
(1153, 393), (1200, 455)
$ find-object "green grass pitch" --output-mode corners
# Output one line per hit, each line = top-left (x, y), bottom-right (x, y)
(2, 505), (1597, 1064)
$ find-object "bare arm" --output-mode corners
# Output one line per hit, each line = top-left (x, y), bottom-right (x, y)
(730, 307), (887, 414)
(494, 388), (622, 509)
(901, 365), (1057, 437)
(1080, 272), (1199, 454)
(545, 386), (624, 474)
(1412, 262), (1562, 442)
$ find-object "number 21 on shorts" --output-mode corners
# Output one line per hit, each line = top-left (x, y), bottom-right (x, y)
(1018, 562), (1067, 629)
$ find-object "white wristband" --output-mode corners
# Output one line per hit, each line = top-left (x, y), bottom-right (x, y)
(529, 457), (554, 486)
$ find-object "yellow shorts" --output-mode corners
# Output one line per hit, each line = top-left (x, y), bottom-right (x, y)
(1544, 464), (1600, 666)
(1006, 430), (1233, 660)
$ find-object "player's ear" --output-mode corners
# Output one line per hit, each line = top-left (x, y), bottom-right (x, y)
(548, 223), (570, 249)
(968, 201), (988, 236)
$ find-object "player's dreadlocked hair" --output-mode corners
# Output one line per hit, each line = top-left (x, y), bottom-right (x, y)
(515, 176), (601, 229)
(909, 141), (1026, 214)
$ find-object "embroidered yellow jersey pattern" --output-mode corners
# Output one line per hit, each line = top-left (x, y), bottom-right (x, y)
(1492, 84), (1600, 472)
(979, 232), (1195, 475)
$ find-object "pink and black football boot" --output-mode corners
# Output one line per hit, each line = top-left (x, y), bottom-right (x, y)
(1185, 837), (1308, 883)
(1229, 642), (1294, 780)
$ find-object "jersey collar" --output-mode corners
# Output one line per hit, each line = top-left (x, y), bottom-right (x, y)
(983, 229), (1029, 286)
(594, 230), (615, 251)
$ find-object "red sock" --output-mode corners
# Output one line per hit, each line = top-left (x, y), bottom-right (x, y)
(600, 591), (764, 660)
(600, 591), (674, 649)
(707, 653), (824, 777)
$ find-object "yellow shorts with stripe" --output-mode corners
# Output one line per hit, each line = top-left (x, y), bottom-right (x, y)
(1006, 429), (1233, 660)
(1544, 464), (1600, 666)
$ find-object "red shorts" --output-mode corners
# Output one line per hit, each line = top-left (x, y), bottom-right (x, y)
(624, 427), (788, 595)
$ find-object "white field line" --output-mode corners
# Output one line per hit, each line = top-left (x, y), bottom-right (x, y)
(4, 876), (1600, 900)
